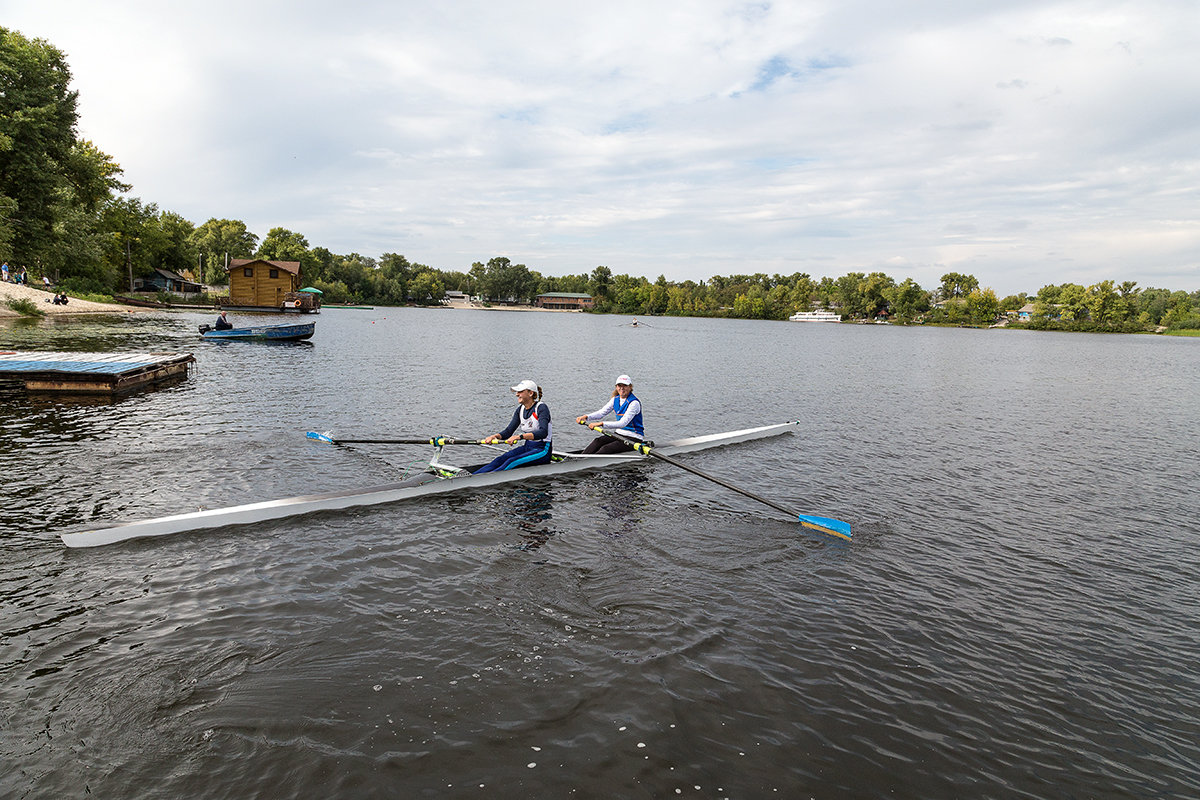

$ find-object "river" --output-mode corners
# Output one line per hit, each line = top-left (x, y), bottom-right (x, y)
(2, 308), (1198, 798)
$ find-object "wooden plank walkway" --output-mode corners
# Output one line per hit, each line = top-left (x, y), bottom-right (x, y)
(0, 351), (195, 394)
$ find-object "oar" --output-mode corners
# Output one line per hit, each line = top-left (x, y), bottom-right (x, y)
(306, 432), (491, 446)
(587, 423), (851, 540)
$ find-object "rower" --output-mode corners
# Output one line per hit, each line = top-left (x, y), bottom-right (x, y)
(472, 380), (554, 473)
(575, 374), (644, 454)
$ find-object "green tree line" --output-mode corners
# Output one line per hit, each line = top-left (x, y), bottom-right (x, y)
(4, 27), (1198, 332)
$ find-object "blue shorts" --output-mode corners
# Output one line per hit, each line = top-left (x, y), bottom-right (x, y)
(473, 441), (553, 474)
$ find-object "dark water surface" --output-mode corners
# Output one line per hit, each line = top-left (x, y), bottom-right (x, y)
(2, 309), (1198, 799)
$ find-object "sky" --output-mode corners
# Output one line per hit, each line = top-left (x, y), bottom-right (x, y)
(4, 0), (1198, 295)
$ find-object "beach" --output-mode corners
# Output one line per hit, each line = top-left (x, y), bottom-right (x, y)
(0, 281), (148, 317)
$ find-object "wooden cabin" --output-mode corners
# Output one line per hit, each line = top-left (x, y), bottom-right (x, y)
(535, 292), (594, 310)
(225, 259), (304, 309)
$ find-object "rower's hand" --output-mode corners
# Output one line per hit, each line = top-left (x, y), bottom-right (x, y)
(575, 415), (588, 424)
(588, 422), (600, 431)
(505, 435), (520, 445)
(483, 435), (498, 444)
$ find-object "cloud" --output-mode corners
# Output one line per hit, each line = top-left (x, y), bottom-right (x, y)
(4, 0), (1197, 294)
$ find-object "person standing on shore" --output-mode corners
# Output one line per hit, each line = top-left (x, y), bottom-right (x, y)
(575, 374), (644, 454)
(1, 262), (8, 282)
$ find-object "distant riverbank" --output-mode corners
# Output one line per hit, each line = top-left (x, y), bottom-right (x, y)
(0, 282), (148, 318)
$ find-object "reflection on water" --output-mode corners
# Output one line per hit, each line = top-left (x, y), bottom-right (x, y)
(2, 311), (1199, 799)
(596, 471), (651, 538)
(502, 487), (556, 551)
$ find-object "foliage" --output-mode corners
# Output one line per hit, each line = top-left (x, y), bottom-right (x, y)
(939, 272), (979, 299)
(5, 297), (44, 317)
(191, 218), (258, 283)
(0, 29), (127, 276)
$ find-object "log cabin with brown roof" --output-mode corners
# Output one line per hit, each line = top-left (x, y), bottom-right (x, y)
(224, 259), (309, 310)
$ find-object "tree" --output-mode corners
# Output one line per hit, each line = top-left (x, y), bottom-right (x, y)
(64, 139), (129, 211)
(589, 265), (612, 300)
(479, 256), (537, 302)
(1056, 283), (1088, 321)
(0, 28), (78, 265)
(966, 287), (1000, 323)
(256, 227), (309, 262)
(256, 226), (321, 281)
(787, 272), (816, 310)
(97, 196), (160, 292)
(1087, 280), (1124, 324)
(886, 278), (930, 321)
(191, 218), (258, 284)
(939, 272), (979, 299)
(860, 272), (896, 317)
(835, 272), (866, 316)
(0, 29), (126, 281)
(153, 211), (198, 276)
(408, 270), (444, 304)
(999, 293), (1028, 312)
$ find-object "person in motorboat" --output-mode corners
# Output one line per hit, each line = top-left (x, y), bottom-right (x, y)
(473, 380), (554, 473)
(575, 374), (644, 454)
(214, 310), (233, 330)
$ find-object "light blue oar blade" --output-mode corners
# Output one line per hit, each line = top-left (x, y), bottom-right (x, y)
(797, 513), (852, 540)
(306, 431), (335, 444)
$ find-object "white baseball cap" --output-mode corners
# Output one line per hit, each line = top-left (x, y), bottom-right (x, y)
(615, 374), (632, 385)
(511, 379), (538, 393)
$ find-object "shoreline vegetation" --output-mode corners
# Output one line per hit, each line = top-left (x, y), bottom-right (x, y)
(2, 28), (1197, 335)
(2, 280), (1196, 337)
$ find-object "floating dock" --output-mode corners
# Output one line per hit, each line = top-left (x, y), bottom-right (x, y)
(0, 351), (195, 395)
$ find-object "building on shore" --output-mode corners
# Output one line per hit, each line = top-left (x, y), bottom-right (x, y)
(535, 292), (594, 310)
(221, 259), (319, 312)
(134, 268), (204, 296)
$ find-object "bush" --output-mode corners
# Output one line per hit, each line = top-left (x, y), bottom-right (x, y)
(5, 297), (45, 317)
(1166, 313), (1200, 331)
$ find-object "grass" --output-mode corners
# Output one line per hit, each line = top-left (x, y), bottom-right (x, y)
(1163, 328), (1200, 337)
(5, 297), (46, 317)
(72, 292), (117, 304)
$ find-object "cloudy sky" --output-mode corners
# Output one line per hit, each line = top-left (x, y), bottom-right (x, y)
(5, 0), (1197, 294)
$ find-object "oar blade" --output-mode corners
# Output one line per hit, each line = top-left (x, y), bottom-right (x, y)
(306, 431), (336, 444)
(797, 513), (852, 540)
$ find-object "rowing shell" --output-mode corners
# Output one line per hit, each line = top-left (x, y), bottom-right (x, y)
(60, 422), (800, 548)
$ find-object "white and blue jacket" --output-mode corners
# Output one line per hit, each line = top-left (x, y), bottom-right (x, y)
(584, 393), (644, 439)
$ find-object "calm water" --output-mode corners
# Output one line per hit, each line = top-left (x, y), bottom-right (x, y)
(2, 309), (1198, 799)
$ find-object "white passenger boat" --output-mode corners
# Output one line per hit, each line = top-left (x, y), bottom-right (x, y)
(60, 422), (813, 548)
(789, 310), (842, 322)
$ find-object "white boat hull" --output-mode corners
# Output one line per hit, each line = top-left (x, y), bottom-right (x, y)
(788, 311), (841, 322)
(61, 422), (799, 547)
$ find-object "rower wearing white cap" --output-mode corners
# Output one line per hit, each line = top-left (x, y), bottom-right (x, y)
(473, 380), (554, 473)
(575, 374), (644, 455)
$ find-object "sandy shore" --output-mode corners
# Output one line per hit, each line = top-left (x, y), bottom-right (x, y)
(0, 284), (583, 318)
(0, 282), (148, 318)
